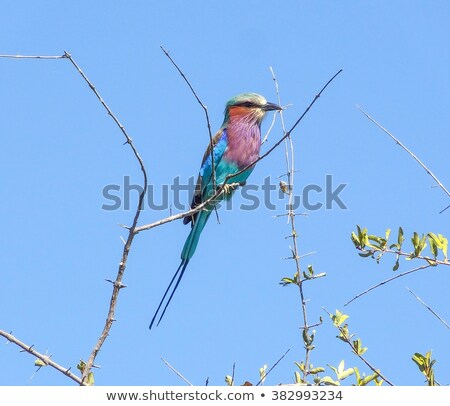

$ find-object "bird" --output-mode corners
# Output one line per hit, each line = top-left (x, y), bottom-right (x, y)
(149, 93), (282, 329)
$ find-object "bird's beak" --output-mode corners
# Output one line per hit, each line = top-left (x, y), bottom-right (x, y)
(263, 101), (282, 111)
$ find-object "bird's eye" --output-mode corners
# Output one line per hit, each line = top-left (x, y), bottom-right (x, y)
(238, 101), (254, 108)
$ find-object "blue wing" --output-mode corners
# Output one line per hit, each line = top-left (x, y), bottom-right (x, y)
(183, 128), (228, 225)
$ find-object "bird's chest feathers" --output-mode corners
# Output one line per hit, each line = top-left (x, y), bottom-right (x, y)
(223, 120), (261, 168)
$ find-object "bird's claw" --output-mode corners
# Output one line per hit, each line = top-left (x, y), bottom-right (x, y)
(221, 182), (245, 195)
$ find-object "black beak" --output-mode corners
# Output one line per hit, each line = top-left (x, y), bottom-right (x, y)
(263, 101), (282, 111)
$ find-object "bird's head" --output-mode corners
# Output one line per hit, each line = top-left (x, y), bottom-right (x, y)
(223, 93), (282, 126)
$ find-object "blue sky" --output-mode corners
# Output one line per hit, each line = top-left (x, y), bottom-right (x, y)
(1, 1), (450, 386)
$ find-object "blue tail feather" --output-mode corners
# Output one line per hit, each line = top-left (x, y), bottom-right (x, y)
(181, 210), (211, 260)
(149, 210), (211, 329)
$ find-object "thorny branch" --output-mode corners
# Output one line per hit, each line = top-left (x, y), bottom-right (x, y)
(269, 66), (315, 381)
(63, 51), (149, 385)
(0, 51), (148, 385)
(0, 330), (85, 385)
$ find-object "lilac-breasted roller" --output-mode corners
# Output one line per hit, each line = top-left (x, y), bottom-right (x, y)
(149, 93), (282, 328)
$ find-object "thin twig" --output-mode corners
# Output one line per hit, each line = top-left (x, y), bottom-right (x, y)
(160, 46), (216, 191)
(261, 108), (278, 145)
(271, 65), (313, 380)
(63, 51), (148, 384)
(345, 264), (432, 306)
(231, 362), (236, 386)
(161, 357), (193, 386)
(0, 54), (66, 59)
(406, 287), (450, 329)
(357, 105), (450, 213)
(0, 330), (85, 385)
(256, 349), (290, 386)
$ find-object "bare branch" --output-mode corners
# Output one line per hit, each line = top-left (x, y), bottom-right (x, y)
(345, 264), (432, 306)
(161, 357), (193, 386)
(0, 329), (85, 385)
(0, 53), (66, 59)
(1, 51), (149, 384)
(62, 51), (149, 385)
(356, 105), (450, 213)
(406, 287), (450, 329)
(256, 349), (290, 386)
(160, 46), (216, 191)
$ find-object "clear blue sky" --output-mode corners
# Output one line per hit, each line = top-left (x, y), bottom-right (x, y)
(1, 1), (449, 386)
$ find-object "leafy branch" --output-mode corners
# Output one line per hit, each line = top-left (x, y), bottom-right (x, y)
(346, 226), (449, 306)
(326, 309), (393, 386)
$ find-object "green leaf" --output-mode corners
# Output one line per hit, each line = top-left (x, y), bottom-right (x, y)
(77, 360), (86, 373)
(280, 277), (294, 286)
(309, 367), (326, 375)
(398, 227), (405, 247)
(340, 367), (355, 380)
(337, 324), (350, 342)
(331, 310), (349, 327)
(34, 358), (47, 367)
(320, 376), (340, 386)
(439, 234), (448, 259)
(393, 259), (400, 271)
(259, 364), (267, 384)
(429, 237), (438, 258)
(225, 375), (234, 386)
(294, 371), (302, 384)
(360, 372), (379, 386)
(352, 338), (367, 355)
(295, 361), (305, 372)
(86, 372), (95, 386)
(334, 360), (354, 380)
(412, 232), (420, 250)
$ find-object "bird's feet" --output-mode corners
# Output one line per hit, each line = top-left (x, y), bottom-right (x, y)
(221, 181), (246, 195)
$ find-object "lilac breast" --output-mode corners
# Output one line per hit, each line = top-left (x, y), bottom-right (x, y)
(223, 121), (261, 168)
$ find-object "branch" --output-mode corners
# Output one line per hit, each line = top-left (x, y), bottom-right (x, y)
(1, 51), (148, 384)
(256, 348), (290, 386)
(160, 46), (216, 190)
(63, 51), (149, 384)
(324, 310), (394, 386)
(356, 245), (449, 267)
(0, 329), (85, 385)
(161, 357), (193, 386)
(344, 264), (431, 306)
(357, 105), (450, 213)
(406, 287), (450, 329)
(0, 53), (66, 59)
